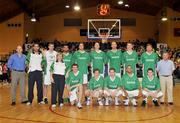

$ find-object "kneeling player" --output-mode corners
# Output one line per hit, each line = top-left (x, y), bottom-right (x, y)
(104, 68), (122, 106)
(66, 64), (83, 109)
(85, 69), (104, 106)
(141, 68), (163, 107)
(122, 65), (141, 107)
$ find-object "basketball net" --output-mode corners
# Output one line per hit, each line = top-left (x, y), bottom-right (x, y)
(99, 33), (109, 43)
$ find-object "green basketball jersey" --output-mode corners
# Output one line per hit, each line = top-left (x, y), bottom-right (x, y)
(106, 50), (122, 73)
(66, 71), (83, 91)
(122, 51), (138, 74)
(90, 50), (106, 74)
(142, 76), (160, 91)
(104, 76), (122, 89)
(63, 53), (73, 73)
(122, 73), (140, 91)
(72, 51), (90, 74)
(141, 52), (158, 76)
(88, 76), (104, 90)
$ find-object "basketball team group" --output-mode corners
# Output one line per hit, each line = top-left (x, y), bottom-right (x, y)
(7, 41), (175, 109)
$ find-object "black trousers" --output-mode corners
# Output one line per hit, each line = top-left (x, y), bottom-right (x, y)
(28, 70), (43, 103)
(51, 74), (65, 105)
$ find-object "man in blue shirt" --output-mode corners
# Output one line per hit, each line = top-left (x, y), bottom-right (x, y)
(157, 52), (175, 105)
(8, 45), (28, 106)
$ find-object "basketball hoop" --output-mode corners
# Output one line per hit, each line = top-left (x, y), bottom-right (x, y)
(99, 32), (109, 43)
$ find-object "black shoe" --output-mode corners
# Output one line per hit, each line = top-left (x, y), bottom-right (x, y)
(168, 102), (173, 105)
(160, 102), (165, 105)
(44, 98), (48, 104)
(141, 100), (146, 107)
(153, 100), (160, 106)
(11, 102), (16, 106)
(21, 100), (28, 104)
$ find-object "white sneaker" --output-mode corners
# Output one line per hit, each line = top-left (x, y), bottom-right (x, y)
(131, 99), (137, 107)
(26, 102), (31, 106)
(115, 97), (120, 106)
(77, 102), (83, 109)
(60, 103), (64, 107)
(38, 101), (45, 105)
(98, 100), (103, 106)
(105, 98), (109, 106)
(51, 104), (56, 108)
(86, 100), (90, 106)
(124, 99), (129, 106)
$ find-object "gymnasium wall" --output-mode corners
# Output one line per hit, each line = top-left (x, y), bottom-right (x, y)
(158, 8), (180, 48)
(0, 13), (24, 55)
(34, 7), (157, 42)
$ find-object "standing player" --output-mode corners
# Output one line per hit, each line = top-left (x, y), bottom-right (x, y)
(66, 64), (83, 109)
(85, 69), (104, 106)
(104, 68), (122, 106)
(122, 43), (138, 75)
(43, 43), (57, 104)
(106, 41), (122, 77)
(72, 43), (90, 98)
(62, 44), (73, 76)
(122, 65), (141, 107)
(141, 68), (163, 107)
(90, 42), (106, 77)
(26, 43), (46, 105)
(141, 44), (158, 76)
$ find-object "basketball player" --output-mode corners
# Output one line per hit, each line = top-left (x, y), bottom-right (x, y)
(72, 43), (90, 100)
(141, 44), (158, 76)
(90, 42), (106, 77)
(66, 64), (83, 109)
(62, 44), (73, 76)
(122, 42), (138, 75)
(122, 65), (141, 107)
(104, 68), (122, 106)
(85, 69), (104, 106)
(141, 68), (163, 107)
(43, 43), (57, 104)
(106, 41), (122, 77)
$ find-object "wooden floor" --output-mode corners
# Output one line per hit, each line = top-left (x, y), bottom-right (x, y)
(0, 83), (179, 123)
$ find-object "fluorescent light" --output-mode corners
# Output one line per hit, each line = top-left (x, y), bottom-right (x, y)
(118, 0), (124, 5)
(74, 5), (80, 11)
(125, 4), (129, 7)
(65, 5), (70, 8)
(161, 17), (168, 21)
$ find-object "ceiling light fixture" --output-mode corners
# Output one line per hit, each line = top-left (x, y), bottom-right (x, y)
(118, 0), (124, 5)
(161, 17), (168, 21)
(31, 13), (36, 22)
(65, 5), (70, 8)
(74, 5), (80, 11)
(125, 4), (129, 7)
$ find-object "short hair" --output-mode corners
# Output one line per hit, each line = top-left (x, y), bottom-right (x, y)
(127, 42), (133, 45)
(126, 65), (132, 68)
(72, 63), (78, 68)
(48, 42), (54, 46)
(146, 43), (152, 47)
(79, 43), (84, 46)
(33, 43), (39, 47)
(63, 44), (69, 47)
(93, 69), (100, 73)
(109, 68), (115, 72)
(147, 68), (154, 72)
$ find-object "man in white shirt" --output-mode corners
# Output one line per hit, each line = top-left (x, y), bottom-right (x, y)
(43, 43), (57, 104)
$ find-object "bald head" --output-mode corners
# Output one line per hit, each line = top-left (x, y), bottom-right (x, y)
(16, 45), (23, 54)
